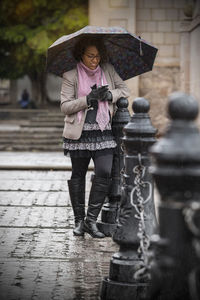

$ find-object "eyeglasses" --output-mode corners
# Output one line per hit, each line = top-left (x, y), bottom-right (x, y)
(85, 54), (101, 61)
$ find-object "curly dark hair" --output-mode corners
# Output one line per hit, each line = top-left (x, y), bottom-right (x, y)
(73, 35), (108, 64)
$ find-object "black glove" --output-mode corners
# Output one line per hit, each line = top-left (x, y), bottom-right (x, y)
(96, 85), (108, 96)
(97, 85), (112, 102)
(86, 84), (98, 109)
(99, 90), (113, 102)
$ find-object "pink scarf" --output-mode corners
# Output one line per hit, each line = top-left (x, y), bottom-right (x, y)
(77, 61), (109, 131)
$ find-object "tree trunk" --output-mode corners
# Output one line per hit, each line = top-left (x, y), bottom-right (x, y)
(29, 71), (47, 107)
(10, 80), (17, 106)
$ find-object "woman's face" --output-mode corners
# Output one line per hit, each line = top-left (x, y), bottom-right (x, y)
(82, 46), (101, 70)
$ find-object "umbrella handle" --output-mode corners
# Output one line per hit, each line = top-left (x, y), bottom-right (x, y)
(138, 36), (143, 56)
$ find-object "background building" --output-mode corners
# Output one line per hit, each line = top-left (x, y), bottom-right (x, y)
(2, 0), (200, 135)
(89, 0), (200, 134)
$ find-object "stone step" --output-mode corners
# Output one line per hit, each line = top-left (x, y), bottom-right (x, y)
(0, 128), (62, 134)
(31, 117), (63, 122)
(0, 144), (62, 151)
(21, 122), (63, 128)
(0, 109), (62, 120)
(0, 109), (65, 151)
(33, 112), (63, 117)
(1, 128), (61, 135)
(0, 133), (62, 139)
(0, 138), (62, 145)
(0, 127), (62, 133)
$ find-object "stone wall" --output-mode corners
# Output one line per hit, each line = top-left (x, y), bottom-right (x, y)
(139, 66), (181, 135)
(89, 0), (187, 135)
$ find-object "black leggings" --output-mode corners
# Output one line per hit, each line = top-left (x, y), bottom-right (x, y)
(71, 152), (113, 179)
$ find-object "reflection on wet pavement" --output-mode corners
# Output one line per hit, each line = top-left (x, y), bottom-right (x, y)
(0, 170), (118, 300)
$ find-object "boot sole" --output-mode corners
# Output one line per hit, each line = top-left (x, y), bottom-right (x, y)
(73, 229), (85, 236)
(83, 225), (105, 238)
(73, 232), (85, 236)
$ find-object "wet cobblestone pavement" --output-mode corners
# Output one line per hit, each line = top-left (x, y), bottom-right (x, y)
(0, 169), (118, 300)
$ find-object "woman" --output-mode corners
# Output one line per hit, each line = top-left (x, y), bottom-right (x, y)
(60, 36), (130, 238)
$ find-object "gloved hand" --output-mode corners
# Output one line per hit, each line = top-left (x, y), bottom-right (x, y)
(97, 85), (113, 102)
(87, 84), (99, 109)
(100, 90), (113, 102)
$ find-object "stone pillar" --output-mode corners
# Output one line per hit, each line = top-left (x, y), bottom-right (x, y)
(97, 97), (130, 236)
(149, 92), (200, 300)
(89, 0), (138, 104)
(100, 98), (157, 300)
(10, 80), (17, 105)
(180, 1), (200, 127)
(180, 20), (191, 94)
(190, 20), (200, 102)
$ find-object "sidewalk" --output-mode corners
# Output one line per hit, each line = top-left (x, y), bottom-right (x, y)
(0, 152), (115, 300)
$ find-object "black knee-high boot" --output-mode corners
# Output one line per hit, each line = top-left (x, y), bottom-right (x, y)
(68, 178), (85, 236)
(84, 176), (110, 238)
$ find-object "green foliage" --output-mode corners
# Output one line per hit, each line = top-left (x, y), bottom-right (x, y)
(0, 0), (88, 79)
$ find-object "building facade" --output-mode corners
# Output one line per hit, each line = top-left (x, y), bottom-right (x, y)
(89, 0), (195, 134)
(4, 0), (200, 135)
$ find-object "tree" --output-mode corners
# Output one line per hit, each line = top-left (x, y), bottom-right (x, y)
(0, 0), (88, 106)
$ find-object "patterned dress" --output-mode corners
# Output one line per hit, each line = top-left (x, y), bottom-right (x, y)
(63, 105), (116, 157)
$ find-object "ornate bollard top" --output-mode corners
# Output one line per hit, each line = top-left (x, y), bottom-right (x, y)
(112, 97), (130, 126)
(116, 97), (129, 110)
(132, 97), (150, 114)
(168, 92), (199, 121)
(151, 92), (200, 162)
(150, 92), (200, 202)
(122, 97), (157, 155)
(112, 97), (130, 147)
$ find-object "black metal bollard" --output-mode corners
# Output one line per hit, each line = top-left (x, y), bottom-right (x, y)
(97, 97), (130, 236)
(101, 98), (157, 300)
(149, 92), (200, 300)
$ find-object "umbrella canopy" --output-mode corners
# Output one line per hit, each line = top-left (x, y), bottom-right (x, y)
(46, 26), (158, 81)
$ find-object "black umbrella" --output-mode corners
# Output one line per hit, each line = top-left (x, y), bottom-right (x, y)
(46, 25), (158, 81)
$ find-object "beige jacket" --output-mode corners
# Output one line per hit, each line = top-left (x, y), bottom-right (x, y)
(60, 63), (130, 139)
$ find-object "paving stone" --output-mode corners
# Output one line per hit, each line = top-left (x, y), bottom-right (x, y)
(0, 170), (69, 180)
(0, 191), (69, 207)
(0, 179), (67, 192)
(0, 258), (112, 300)
(0, 174), (92, 193)
(0, 166), (117, 300)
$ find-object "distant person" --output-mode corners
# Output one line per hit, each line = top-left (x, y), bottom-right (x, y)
(19, 89), (30, 109)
